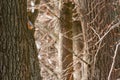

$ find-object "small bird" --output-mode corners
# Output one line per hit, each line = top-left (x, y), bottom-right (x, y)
(27, 18), (34, 30)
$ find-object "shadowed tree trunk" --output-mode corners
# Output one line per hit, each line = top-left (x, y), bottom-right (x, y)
(0, 0), (42, 80)
(58, 0), (73, 80)
(72, 21), (83, 80)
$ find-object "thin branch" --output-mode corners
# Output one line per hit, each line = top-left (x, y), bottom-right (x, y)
(95, 20), (120, 45)
(63, 45), (90, 66)
(108, 41), (120, 80)
(39, 61), (58, 79)
(92, 41), (102, 77)
(90, 26), (100, 39)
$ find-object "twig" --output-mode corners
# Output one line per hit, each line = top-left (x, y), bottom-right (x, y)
(63, 45), (90, 66)
(90, 26), (100, 39)
(108, 41), (120, 80)
(39, 61), (58, 79)
(95, 20), (120, 45)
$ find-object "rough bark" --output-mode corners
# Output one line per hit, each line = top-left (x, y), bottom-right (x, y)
(90, 0), (120, 80)
(79, 0), (120, 80)
(58, 1), (73, 80)
(0, 0), (42, 80)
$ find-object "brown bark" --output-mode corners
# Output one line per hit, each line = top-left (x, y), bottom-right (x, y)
(0, 0), (42, 80)
(78, 0), (91, 80)
(58, 1), (73, 80)
(73, 21), (83, 80)
(92, 1), (120, 79)
(78, 0), (120, 80)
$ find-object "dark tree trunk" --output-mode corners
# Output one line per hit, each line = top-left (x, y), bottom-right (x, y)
(0, 0), (42, 80)
(58, 0), (73, 80)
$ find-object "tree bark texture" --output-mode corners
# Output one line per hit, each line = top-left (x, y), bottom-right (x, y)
(58, 1), (73, 80)
(79, 0), (120, 80)
(89, 0), (120, 80)
(0, 0), (42, 80)
(73, 21), (83, 80)
(78, 0), (91, 80)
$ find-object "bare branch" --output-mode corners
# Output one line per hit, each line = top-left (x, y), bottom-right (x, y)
(95, 20), (120, 45)
(108, 40), (120, 80)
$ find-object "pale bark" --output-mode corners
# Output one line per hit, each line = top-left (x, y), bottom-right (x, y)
(78, 0), (91, 79)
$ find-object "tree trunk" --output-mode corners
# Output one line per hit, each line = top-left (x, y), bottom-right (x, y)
(72, 21), (83, 80)
(90, 0), (120, 80)
(58, 1), (73, 80)
(0, 0), (42, 80)
(79, 0), (120, 80)
(78, 0), (91, 80)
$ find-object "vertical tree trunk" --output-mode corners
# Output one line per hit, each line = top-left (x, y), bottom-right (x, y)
(79, 0), (120, 80)
(90, 0), (120, 80)
(0, 0), (42, 80)
(72, 21), (83, 80)
(58, 0), (73, 80)
(78, 0), (91, 80)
